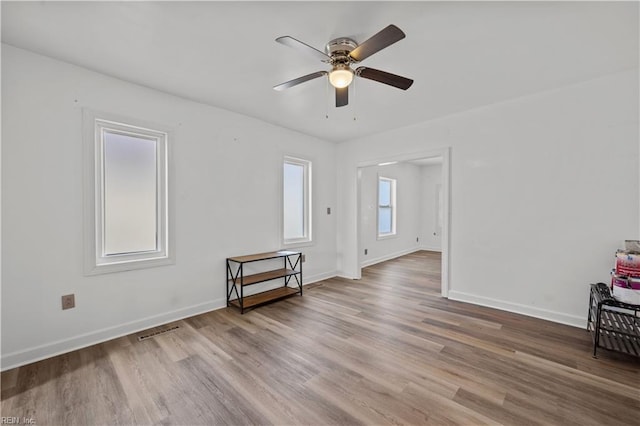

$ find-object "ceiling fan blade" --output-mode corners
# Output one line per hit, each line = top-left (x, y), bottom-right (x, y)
(349, 25), (406, 62)
(356, 67), (413, 90)
(273, 71), (327, 91)
(276, 36), (331, 62)
(336, 87), (348, 107)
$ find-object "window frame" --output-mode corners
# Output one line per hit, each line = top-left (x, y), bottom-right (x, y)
(377, 176), (397, 239)
(83, 110), (174, 275)
(282, 156), (312, 247)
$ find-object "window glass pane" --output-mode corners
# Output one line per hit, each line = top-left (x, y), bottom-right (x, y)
(378, 207), (392, 234)
(283, 162), (305, 240)
(378, 177), (395, 236)
(379, 179), (391, 206)
(103, 131), (157, 255)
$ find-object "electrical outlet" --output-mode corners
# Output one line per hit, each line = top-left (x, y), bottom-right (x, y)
(61, 294), (75, 310)
(301, 254), (306, 262)
(416, 237), (419, 242)
(327, 207), (331, 215)
(364, 249), (368, 255)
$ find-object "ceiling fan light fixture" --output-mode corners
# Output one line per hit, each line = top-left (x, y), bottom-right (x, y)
(328, 66), (354, 88)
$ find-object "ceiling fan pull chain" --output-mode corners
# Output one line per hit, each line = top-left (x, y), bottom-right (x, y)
(351, 79), (357, 121)
(325, 78), (330, 119)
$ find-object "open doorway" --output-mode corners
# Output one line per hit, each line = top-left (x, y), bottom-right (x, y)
(355, 148), (450, 297)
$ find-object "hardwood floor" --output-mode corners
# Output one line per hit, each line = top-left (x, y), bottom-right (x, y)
(2, 251), (639, 425)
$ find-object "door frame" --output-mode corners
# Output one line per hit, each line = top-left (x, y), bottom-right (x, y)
(355, 147), (451, 297)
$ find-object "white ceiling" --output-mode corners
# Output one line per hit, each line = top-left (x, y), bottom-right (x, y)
(2, 1), (637, 143)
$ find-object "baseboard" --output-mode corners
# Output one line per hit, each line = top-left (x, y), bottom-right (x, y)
(337, 273), (358, 280)
(1, 271), (339, 371)
(1, 298), (227, 371)
(419, 245), (442, 253)
(361, 247), (421, 268)
(447, 290), (586, 328)
(305, 270), (337, 284)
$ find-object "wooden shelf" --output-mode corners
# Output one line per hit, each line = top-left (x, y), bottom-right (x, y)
(229, 287), (300, 309)
(230, 268), (299, 286)
(226, 251), (303, 314)
(228, 251), (300, 264)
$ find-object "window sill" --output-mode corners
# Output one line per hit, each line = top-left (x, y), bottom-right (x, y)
(377, 233), (397, 241)
(281, 240), (314, 250)
(85, 255), (175, 276)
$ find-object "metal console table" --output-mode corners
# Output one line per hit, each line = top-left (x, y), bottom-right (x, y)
(226, 251), (302, 314)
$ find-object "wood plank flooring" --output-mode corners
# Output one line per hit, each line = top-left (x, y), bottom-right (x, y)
(2, 251), (639, 425)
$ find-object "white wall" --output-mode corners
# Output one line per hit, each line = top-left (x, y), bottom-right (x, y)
(2, 43), (638, 369)
(1, 45), (338, 369)
(359, 163), (421, 267)
(419, 164), (443, 251)
(337, 69), (639, 327)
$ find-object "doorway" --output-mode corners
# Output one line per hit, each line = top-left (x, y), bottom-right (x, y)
(355, 148), (450, 297)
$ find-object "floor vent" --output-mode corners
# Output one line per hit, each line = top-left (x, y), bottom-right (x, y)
(137, 325), (180, 342)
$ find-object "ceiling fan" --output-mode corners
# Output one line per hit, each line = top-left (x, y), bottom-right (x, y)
(273, 24), (413, 108)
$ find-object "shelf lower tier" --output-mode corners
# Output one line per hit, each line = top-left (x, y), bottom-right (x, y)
(229, 268), (299, 286)
(593, 329), (640, 357)
(597, 309), (640, 339)
(229, 286), (300, 310)
(589, 305), (640, 358)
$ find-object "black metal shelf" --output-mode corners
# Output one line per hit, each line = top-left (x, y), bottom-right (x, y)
(587, 283), (640, 358)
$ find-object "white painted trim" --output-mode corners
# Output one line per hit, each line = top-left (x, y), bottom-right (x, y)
(420, 245), (442, 253)
(1, 270), (338, 371)
(440, 147), (451, 298)
(447, 290), (586, 329)
(376, 175), (397, 239)
(304, 270), (338, 284)
(281, 155), (313, 247)
(356, 167), (364, 278)
(337, 273), (358, 280)
(82, 109), (176, 275)
(361, 247), (421, 268)
(1, 298), (226, 371)
(355, 146), (451, 298)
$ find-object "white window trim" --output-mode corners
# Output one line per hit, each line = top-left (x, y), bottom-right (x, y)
(83, 109), (174, 275)
(377, 176), (397, 240)
(282, 155), (312, 247)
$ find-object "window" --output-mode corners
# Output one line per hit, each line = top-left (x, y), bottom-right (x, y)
(378, 176), (396, 238)
(283, 156), (311, 245)
(84, 111), (172, 274)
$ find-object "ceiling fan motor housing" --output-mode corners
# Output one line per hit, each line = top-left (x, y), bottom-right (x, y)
(325, 37), (358, 65)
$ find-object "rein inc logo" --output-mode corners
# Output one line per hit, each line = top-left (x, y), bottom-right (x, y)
(1, 418), (35, 425)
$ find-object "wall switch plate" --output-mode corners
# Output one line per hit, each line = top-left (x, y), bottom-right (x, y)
(62, 294), (75, 310)
(416, 237), (419, 242)
(327, 207), (331, 215)
(301, 254), (306, 262)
